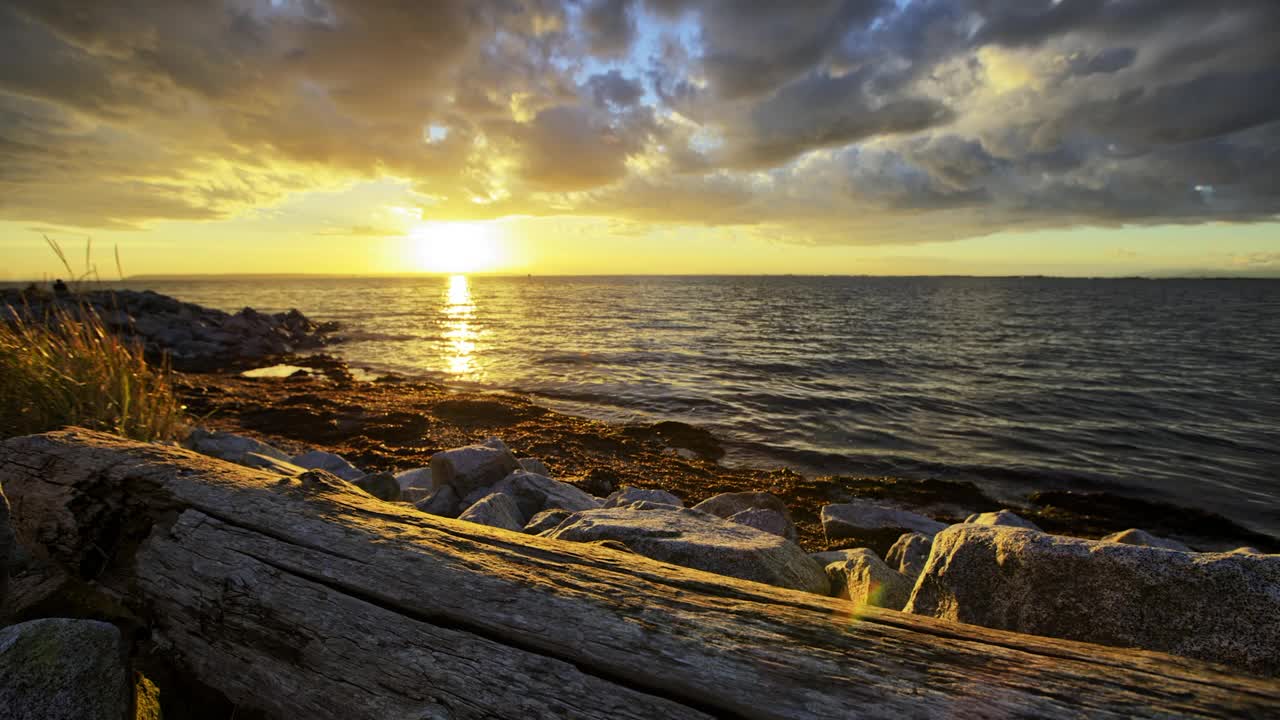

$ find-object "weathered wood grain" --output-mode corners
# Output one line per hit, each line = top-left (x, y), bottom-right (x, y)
(2, 429), (1277, 719)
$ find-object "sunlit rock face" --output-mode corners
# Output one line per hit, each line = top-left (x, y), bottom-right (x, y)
(906, 525), (1280, 675)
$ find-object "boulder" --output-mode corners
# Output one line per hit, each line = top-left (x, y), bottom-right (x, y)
(292, 450), (364, 481)
(518, 457), (551, 476)
(546, 504), (829, 595)
(603, 486), (683, 508)
(821, 501), (946, 557)
(727, 508), (793, 540)
(884, 532), (933, 581)
(0, 484), (12, 606)
(186, 428), (291, 465)
(905, 524), (1280, 675)
(430, 444), (520, 497)
(395, 467), (433, 491)
(524, 509), (573, 535)
(353, 472), (401, 502)
(493, 471), (601, 520)
(0, 618), (130, 720)
(964, 510), (1041, 531)
(693, 492), (796, 541)
(241, 452), (306, 476)
(822, 548), (913, 610)
(458, 493), (525, 532)
(414, 486), (460, 518)
(1100, 528), (1191, 552)
(400, 487), (432, 504)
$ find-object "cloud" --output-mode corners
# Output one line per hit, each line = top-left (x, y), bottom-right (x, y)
(0, 0), (1276, 243)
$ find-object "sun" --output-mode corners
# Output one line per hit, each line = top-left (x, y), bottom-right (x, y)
(408, 222), (502, 273)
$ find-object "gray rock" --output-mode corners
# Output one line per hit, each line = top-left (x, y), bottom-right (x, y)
(400, 487), (433, 504)
(524, 509), (573, 535)
(292, 450), (365, 481)
(240, 452), (306, 476)
(481, 437), (510, 452)
(518, 457), (551, 476)
(905, 524), (1280, 675)
(430, 444), (520, 497)
(727, 508), (794, 540)
(546, 505), (830, 595)
(458, 492), (525, 532)
(884, 532), (933, 581)
(821, 501), (946, 557)
(1100, 528), (1191, 552)
(354, 472), (401, 502)
(186, 428), (291, 464)
(964, 510), (1041, 531)
(497, 471), (601, 520)
(693, 491), (797, 541)
(415, 486), (461, 518)
(823, 548), (913, 610)
(395, 466), (433, 491)
(0, 484), (12, 607)
(0, 618), (130, 720)
(603, 486), (684, 509)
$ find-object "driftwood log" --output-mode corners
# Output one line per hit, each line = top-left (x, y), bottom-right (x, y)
(1, 429), (1277, 719)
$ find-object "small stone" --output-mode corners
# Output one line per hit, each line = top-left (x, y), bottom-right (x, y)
(603, 487), (683, 509)
(518, 457), (551, 476)
(291, 450), (365, 481)
(824, 548), (913, 609)
(524, 509), (573, 535)
(430, 444), (521, 497)
(694, 492), (797, 541)
(821, 501), (946, 557)
(1100, 528), (1191, 552)
(415, 486), (461, 518)
(0, 618), (130, 720)
(353, 472), (401, 502)
(964, 510), (1041, 531)
(884, 532), (933, 581)
(395, 467), (434, 491)
(458, 492), (525, 532)
(498, 471), (601, 519)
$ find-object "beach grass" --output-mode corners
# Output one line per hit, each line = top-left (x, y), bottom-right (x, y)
(0, 301), (186, 442)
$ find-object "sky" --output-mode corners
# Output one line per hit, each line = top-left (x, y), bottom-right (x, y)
(1, 0), (1278, 279)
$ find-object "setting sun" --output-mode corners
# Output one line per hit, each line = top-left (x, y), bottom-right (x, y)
(409, 222), (503, 273)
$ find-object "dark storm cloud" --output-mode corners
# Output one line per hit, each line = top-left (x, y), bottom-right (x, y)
(0, 0), (1277, 238)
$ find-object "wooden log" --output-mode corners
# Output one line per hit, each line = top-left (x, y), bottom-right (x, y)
(2, 429), (1277, 719)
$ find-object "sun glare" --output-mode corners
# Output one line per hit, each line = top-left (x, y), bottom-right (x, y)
(409, 222), (502, 273)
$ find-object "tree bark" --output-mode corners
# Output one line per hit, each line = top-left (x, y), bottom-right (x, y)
(2, 429), (1276, 719)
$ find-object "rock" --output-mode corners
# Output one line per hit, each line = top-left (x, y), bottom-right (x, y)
(400, 487), (432, 504)
(495, 471), (601, 520)
(821, 501), (946, 557)
(415, 486), (460, 518)
(524, 509), (573, 535)
(603, 486), (683, 508)
(546, 504), (830, 595)
(1, 484), (13, 607)
(458, 492), (525, 532)
(353, 472), (401, 502)
(905, 524), (1280, 675)
(292, 450), (365, 482)
(727, 508), (794, 540)
(1231, 547), (1265, 555)
(240, 452), (306, 476)
(518, 457), (551, 476)
(884, 532), (933, 581)
(1100, 528), (1191, 552)
(964, 510), (1041, 531)
(395, 466), (433, 491)
(186, 428), (291, 465)
(823, 548), (913, 610)
(0, 618), (130, 720)
(430, 444), (520, 497)
(694, 491), (796, 541)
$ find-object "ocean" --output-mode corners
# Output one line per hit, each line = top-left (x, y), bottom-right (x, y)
(98, 275), (1280, 535)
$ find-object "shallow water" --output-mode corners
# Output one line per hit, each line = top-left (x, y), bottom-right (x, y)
(75, 275), (1280, 535)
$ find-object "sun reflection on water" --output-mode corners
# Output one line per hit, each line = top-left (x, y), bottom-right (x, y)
(442, 274), (479, 377)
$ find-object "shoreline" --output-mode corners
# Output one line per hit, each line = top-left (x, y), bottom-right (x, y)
(178, 352), (1280, 554)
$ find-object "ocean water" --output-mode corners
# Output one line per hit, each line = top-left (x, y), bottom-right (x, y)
(121, 276), (1280, 535)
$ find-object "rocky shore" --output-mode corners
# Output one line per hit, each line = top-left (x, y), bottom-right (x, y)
(2, 289), (1278, 718)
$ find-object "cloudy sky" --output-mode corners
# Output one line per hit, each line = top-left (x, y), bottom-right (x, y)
(2, 0), (1278, 278)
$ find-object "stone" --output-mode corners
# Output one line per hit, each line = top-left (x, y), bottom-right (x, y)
(727, 508), (794, 540)
(415, 486), (460, 518)
(496, 471), (601, 520)
(1, 483), (13, 607)
(823, 548), (913, 610)
(0, 618), (130, 720)
(186, 428), (291, 465)
(694, 491), (796, 541)
(905, 524), (1280, 675)
(964, 510), (1041, 531)
(353, 472), (401, 502)
(240, 452), (306, 476)
(400, 488), (432, 504)
(430, 444), (520, 497)
(603, 486), (683, 508)
(518, 457), (551, 476)
(395, 467), (433, 491)
(292, 450), (365, 481)
(1100, 528), (1191, 552)
(458, 492), (525, 532)
(546, 504), (830, 595)
(821, 501), (946, 557)
(884, 532), (933, 581)
(482, 437), (510, 452)
(524, 509), (573, 535)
